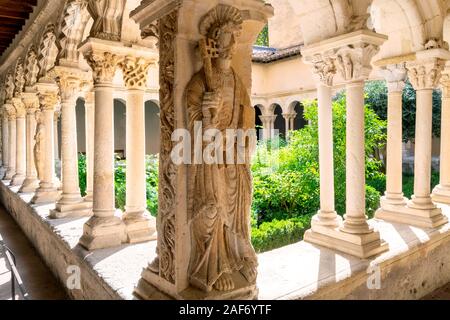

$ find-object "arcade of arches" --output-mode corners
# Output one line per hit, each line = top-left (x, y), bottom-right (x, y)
(1, 0), (450, 300)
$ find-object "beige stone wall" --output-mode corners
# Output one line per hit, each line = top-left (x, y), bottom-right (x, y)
(268, 0), (303, 49)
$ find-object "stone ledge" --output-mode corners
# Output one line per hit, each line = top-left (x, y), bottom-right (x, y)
(1, 180), (450, 300)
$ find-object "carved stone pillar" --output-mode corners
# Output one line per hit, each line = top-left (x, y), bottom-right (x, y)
(131, 0), (272, 300)
(10, 98), (26, 186)
(397, 55), (448, 228)
(259, 114), (276, 140)
(50, 67), (92, 219)
(31, 86), (61, 204)
(19, 93), (40, 193)
(375, 64), (408, 218)
(283, 112), (296, 139)
(432, 68), (450, 204)
(78, 39), (125, 250)
(84, 91), (95, 202)
(4, 102), (16, 180)
(120, 56), (156, 243)
(302, 30), (388, 259)
(0, 110), (8, 179)
(302, 52), (341, 233)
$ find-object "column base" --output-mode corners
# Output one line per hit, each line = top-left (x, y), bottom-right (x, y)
(4, 170), (15, 180)
(135, 267), (258, 300)
(10, 174), (25, 186)
(84, 193), (93, 202)
(304, 224), (388, 259)
(432, 185), (450, 205)
(19, 178), (40, 193)
(50, 200), (93, 219)
(78, 216), (125, 250)
(380, 194), (408, 207)
(30, 187), (60, 204)
(311, 211), (342, 228)
(375, 199), (448, 229)
(123, 213), (157, 243)
(0, 167), (6, 180)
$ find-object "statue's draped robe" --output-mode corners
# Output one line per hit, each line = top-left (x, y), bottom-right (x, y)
(186, 68), (257, 292)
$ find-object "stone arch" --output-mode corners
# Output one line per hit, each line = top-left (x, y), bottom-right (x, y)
(271, 103), (286, 138)
(24, 45), (40, 87)
(37, 23), (59, 79)
(13, 58), (25, 97)
(57, 0), (92, 64)
(145, 100), (160, 155)
(4, 70), (15, 101)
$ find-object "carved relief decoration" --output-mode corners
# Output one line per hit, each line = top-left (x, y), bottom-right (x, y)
(334, 43), (379, 82)
(39, 92), (60, 111)
(440, 72), (450, 98)
(87, 0), (126, 41)
(120, 56), (152, 89)
(25, 46), (40, 87)
(304, 52), (336, 86)
(85, 52), (121, 84)
(34, 110), (45, 179)
(5, 71), (15, 101)
(58, 0), (90, 63)
(12, 98), (26, 118)
(14, 59), (25, 97)
(151, 10), (178, 284)
(407, 59), (445, 91)
(38, 24), (58, 79)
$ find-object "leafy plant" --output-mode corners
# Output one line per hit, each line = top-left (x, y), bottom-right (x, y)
(78, 153), (87, 197)
(255, 24), (269, 47)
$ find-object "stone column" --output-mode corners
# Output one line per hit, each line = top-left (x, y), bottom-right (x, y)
(432, 69), (450, 204)
(31, 88), (61, 204)
(0, 111), (9, 179)
(121, 56), (156, 243)
(399, 57), (448, 228)
(53, 110), (62, 188)
(302, 54), (341, 232)
(131, 0), (272, 300)
(259, 115), (276, 140)
(4, 102), (16, 180)
(375, 64), (408, 219)
(78, 40), (125, 250)
(301, 30), (388, 259)
(19, 94), (40, 193)
(10, 98), (26, 186)
(84, 91), (95, 202)
(50, 68), (92, 218)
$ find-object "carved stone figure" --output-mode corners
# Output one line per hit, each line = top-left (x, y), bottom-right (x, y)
(34, 110), (45, 179)
(185, 4), (257, 292)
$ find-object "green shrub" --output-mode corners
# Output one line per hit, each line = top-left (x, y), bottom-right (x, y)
(403, 171), (440, 199)
(251, 215), (312, 253)
(78, 153), (87, 197)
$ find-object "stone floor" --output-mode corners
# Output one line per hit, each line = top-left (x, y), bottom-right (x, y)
(0, 204), (67, 300)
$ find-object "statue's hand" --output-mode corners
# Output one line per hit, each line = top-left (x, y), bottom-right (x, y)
(202, 91), (222, 127)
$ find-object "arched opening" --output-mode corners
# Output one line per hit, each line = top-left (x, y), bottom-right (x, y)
(293, 101), (307, 130)
(254, 105), (263, 140)
(273, 104), (285, 138)
(114, 99), (126, 159)
(76, 98), (86, 154)
(145, 100), (160, 155)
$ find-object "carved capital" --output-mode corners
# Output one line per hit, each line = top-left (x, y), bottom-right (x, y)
(120, 56), (152, 90)
(380, 64), (407, 93)
(22, 93), (40, 115)
(304, 52), (336, 87)
(406, 59), (444, 91)
(11, 98), (26, 118)
(334, 43), (380, 82)
(56, 74), (82, 102)
(39, 92), (60, 111)
(85, 51), (121, 84)
(4, 103), (16, 120)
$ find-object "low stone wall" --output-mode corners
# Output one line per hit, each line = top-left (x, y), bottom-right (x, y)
(2, 180), (450, 300)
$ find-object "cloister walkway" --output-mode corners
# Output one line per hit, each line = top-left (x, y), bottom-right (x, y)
(0, 205), (66, 300)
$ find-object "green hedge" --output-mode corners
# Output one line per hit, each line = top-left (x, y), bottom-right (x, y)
(251, 215), (312, 253)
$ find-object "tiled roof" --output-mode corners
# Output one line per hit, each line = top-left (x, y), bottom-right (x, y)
(252, 44), (303, 63)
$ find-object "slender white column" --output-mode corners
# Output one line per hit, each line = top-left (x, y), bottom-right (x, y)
(432, 71), (450, 204)
(31, 90), (60, 204)
(4, 103), (16, 180)
(78, 40), (125, 250)
(10, 98), (26, 186)
(51, 70), (92, 219)
(1, 112), (9, 179)
(376, 65), (408, 220)
(392, 58), (449, 228)
(121, 56), (156, 243)
(84, 92), (95, 202)
(19, 94), (40, 193)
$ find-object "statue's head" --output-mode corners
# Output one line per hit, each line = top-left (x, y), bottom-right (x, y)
(200, 5), (243, 69)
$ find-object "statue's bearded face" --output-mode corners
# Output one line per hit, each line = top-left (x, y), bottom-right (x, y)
(211, 22), (240, 62)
